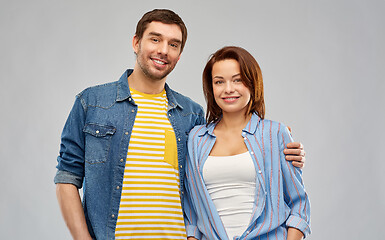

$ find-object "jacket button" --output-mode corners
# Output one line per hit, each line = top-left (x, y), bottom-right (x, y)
(178, 138), (181, 141)
(131, 109), (135, 113)
(120, 159), (124, 162)
(116, 186), (120, 189)
(96, 130), (99, 134)
(128, 97), (131, 101)
(125, 132), (129, 135)
(111, 214), (115, 218)
(180, 165), (183, 168)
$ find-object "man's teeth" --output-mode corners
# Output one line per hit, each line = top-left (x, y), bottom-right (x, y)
(153, 59), (165, 65)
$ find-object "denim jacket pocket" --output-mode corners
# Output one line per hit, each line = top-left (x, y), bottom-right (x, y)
(83, 123), (116, 164)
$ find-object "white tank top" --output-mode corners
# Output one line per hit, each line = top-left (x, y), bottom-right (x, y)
(203, 152), (256, 239)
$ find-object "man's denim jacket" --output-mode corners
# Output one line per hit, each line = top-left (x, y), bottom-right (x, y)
(54, 69), (205, 239)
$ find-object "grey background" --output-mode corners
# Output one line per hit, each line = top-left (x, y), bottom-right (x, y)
(1, 0), (384, 239)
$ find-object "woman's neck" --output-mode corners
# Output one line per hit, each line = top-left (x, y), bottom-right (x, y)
(216, 111), (252, 132)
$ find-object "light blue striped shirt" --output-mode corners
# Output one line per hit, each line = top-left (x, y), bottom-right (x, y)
(183, 113), (311, 240)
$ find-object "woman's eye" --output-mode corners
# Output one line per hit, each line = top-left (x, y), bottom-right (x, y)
(234, 78), (242, 83)
(214, 80), (223, 84)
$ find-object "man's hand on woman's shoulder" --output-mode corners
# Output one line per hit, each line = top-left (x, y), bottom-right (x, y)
(284, 142), (306, 169)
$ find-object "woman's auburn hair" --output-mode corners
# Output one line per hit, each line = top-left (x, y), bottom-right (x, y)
(202, 46), (265, 124)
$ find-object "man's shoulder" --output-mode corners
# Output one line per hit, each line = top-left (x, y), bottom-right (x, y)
(166, 86), (203, 111)
(78, 81), (118, 97)
(76, 81), (119, 108)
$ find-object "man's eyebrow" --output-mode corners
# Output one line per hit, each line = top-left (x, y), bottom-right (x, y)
(148, 32), (182, 43)
(148, 32), (162, 37)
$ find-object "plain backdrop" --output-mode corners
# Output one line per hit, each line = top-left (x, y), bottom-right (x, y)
(1, 0), (384, 239)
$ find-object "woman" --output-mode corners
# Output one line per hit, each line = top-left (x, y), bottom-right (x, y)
(184, 46), (310, 240)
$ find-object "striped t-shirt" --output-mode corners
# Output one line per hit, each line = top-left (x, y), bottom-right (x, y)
(115, 88), (187, 239)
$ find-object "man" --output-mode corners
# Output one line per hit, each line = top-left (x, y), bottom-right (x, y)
(54, 9), (305, 240)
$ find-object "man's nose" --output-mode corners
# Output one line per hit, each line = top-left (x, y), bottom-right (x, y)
(157, 42), (168, 55)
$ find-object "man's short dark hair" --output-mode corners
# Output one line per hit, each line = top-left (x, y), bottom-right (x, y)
(135, 9), (188, 53)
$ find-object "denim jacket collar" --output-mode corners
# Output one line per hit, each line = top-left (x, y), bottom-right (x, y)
(200, 113), (261, 137)
(116, 69), (183, 111)
(116, 69), (133, 102)
(165, 84), (184, 111)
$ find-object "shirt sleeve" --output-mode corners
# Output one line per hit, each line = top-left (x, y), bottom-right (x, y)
(196, 105), (206, 126)
(183, 127), (203, 239)
(54, 95), (86, 188)
(279, 125), (311, 238)
(183, 175), (202, 239)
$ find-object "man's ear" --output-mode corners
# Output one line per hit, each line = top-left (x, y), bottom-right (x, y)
(132, 35), (139, 54)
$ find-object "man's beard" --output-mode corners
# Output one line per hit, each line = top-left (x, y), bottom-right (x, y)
(136, 48), (176, 81)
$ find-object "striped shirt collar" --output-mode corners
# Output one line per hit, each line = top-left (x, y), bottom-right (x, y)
(200, 113), (261, 137)
(116, 69), (183, 110)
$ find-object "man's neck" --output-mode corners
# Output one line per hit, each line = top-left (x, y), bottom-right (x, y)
(128, 67), (166, 94)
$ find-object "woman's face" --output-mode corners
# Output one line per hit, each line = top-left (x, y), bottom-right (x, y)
(212, 59), (251, 116)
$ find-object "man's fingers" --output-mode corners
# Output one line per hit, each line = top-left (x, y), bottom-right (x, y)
(291, 161), (304, 169)
(286, 142), (303, 150)
(285, 155), (303, 162)
(283, 148), (305, 156)
(284, 142), (306, 169)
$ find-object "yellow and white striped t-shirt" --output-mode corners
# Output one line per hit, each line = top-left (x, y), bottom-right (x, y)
(115, 88), (187, 240)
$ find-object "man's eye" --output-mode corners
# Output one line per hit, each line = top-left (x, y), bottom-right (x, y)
(170, 43), (178, 48)
(152, 38), (159, 42)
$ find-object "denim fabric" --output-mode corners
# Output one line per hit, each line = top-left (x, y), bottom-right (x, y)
(54, 69), (205, 239)
(184, 113), (311, 240)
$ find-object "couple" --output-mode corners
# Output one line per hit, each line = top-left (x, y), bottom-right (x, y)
(54, 9), (310, 240)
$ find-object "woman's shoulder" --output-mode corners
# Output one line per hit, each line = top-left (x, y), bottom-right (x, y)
(259, 118), (289, 135)
(189, 124), (209, 137)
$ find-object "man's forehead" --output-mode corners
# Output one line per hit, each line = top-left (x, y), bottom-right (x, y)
(143, 21), (182, 40)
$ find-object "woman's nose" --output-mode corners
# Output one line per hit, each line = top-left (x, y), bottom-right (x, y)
(224, 81), (235, 93)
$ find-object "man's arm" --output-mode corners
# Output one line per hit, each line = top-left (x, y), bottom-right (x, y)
(284, 142), (306, 168)
(56, 183), (92, 240)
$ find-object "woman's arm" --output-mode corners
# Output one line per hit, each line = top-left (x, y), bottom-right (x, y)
(287, 227), (304, 240)
(183, 127), (203, 240)
(279, 125), (311, 238)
